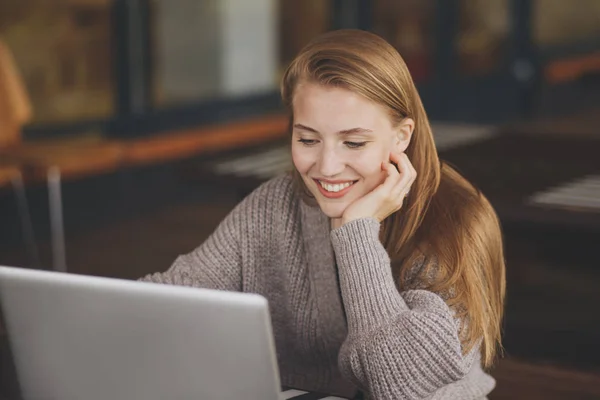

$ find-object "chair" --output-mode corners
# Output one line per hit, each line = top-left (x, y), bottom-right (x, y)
(0, 165), (39, 268)
(0, 39), (40, 267)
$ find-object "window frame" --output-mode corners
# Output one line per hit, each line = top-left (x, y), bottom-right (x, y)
(22, 0), (599, 139)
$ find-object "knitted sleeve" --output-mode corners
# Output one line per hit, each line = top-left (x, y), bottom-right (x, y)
(139, 175), (294, 291)
(330, 218), (478, 399)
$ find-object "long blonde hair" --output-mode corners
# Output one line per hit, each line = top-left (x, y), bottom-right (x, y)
(281, 29), (506, 368)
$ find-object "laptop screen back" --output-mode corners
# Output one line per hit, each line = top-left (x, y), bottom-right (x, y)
(0, 266), (281, 400)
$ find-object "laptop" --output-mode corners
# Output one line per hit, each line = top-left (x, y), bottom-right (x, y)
(0, 265), (283, 400)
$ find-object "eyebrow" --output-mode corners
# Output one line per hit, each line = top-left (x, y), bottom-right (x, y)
(293, 123), (373, 135)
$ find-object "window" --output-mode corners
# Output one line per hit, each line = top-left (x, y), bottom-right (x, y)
(150, 0), (330, 107)
(457, 0), (509, 76)
(0, 0), (115, 124)
(372, 0), (435, 83)
(279, 0), (330, 71)
(534, 0), (600, 48)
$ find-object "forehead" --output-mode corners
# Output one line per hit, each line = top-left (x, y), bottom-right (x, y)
(292, 83), (393, 132)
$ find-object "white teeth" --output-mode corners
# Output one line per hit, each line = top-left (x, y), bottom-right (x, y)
(319, 181), (353, 192)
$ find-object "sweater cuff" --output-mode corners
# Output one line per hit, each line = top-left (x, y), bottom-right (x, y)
(330, 218), (410, 333)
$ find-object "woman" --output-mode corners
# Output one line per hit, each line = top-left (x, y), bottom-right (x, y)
(142, 29), (506, 399)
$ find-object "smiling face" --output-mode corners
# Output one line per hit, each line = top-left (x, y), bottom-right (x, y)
(291, 82), (410, 224)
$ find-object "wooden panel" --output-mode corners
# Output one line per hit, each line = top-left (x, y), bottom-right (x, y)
(545, 52), (600, 84)
(122, 113), (289, 166)
(5, 139), (124, 182)
(0, 114), (288, 186)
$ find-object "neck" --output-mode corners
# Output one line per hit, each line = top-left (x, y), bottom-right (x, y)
(330, 217), (343, 230)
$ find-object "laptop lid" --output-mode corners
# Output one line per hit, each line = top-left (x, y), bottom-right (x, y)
(0, 266), (281, 400)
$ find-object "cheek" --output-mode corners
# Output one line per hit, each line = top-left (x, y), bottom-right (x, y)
(291, 147), (311, 174)
(363, 164), (386, 185)
(353, 152), (387, 181)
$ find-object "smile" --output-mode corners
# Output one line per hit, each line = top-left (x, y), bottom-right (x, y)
(319, 180), (353, 192)
(314, 179), (357, 198)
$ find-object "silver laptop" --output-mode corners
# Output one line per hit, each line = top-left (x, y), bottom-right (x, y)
(0, 265), (282, 400)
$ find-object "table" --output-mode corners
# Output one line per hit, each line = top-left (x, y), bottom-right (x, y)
(440, 132), (600, 229)
(182, 129), (600, 230)
(0, 137), (125, 271)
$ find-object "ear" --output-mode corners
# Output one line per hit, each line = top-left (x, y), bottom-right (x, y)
(394, 118), (414, 153)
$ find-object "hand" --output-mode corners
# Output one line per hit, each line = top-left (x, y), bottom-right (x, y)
(340, 152), (416, 226)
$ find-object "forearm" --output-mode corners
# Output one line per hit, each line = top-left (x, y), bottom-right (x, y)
(139, 251), (241, 292)
(331, 218), (410, 331)
(331, 218), (474, 398)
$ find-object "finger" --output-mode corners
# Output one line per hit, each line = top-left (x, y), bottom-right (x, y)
(382, 154), (400, 177)
(366, 164), (399, 209)
(388, 152), (411, 188)
(389, 152), (403, 172)
(391, 152), (412, 177)
(398, 153), (417, 186)
(377, 153), (414, 201)
(405, 155), (417, 182)
(378, 161), (402, 193)
(392, 154), (414, 192)
(371, 161), (409, 216)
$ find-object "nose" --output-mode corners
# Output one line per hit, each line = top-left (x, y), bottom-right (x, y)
(317, 145), (345, 177)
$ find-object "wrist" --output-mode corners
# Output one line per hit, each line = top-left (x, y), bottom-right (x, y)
(331, 216), (358, 230)
(339, 215), (359, 227)
(338, 215), (379, 228)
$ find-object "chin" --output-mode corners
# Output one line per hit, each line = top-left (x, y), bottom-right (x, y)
(315, 201), (347, 219)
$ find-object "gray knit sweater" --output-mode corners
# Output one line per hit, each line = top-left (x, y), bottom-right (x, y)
(141, 174), (496, 399)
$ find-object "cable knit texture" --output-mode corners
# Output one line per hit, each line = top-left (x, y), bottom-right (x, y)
(141, 174), (496, 399)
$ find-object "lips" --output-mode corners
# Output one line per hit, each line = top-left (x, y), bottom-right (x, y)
(313, 179), (357, 199)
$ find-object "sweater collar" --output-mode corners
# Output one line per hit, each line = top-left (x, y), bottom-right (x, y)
(299, 199), (348, 352)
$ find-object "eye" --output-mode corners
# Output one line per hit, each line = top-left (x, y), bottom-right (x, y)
(297, 138), (318, 146)
(344, 141), (367, 149)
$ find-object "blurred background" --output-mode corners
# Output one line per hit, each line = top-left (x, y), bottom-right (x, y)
(0, 0), (599, 399)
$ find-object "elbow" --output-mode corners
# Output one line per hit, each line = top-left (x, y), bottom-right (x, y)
(338, 313), (474, 398)
(440, 351), (472, 384)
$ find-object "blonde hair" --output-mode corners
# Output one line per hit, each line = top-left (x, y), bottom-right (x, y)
(281, 29), (506, 368)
